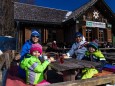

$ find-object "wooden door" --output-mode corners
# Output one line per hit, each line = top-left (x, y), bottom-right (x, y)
(82, 26), (86, 38)
(92, 28), (99, 41)
(25, 27), (31, 42)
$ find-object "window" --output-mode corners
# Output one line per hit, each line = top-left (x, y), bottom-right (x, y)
(86, 28), (92, 41)
(99, 29), (104, 42)
(48, 29), (56, 42)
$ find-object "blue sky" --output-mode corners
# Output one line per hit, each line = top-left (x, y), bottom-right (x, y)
(20, 0), (115, 13)
(35, 0), (90, 11)
(35, 0), (115, 13)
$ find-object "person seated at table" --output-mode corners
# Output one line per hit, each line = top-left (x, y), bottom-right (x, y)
(63, 32), (88, 60)
(20, 43), (54, 85)
(106, 42), (113, 48)
(51, 40), (58, 52)
(17, 30), (42, 79)
(81, 42), (107, 79)
(52, 40), (57, 49)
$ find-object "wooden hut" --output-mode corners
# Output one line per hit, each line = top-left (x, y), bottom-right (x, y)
(1, 0), (115, 50)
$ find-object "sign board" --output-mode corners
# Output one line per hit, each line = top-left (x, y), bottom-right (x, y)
(86, 21), (106, 28)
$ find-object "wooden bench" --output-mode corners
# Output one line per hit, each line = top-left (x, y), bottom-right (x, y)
(100, 48), (115, 53)
(48, 73), (115, 86)
(102, 52), (115, 64)
(6, 72), (115, 86)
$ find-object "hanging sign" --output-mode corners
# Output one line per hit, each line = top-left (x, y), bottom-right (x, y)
(86, 21), (106, 28)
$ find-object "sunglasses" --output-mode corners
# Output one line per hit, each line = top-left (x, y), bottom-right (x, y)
(32, 35), (39, 38)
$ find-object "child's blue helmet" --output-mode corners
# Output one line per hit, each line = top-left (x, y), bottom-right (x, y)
(31, 30), (40, 37)
(75, 32), (83, 38)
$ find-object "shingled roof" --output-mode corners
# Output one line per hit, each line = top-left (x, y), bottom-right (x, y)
(14, 2), (68, 24)
(65, 0), (98, 21)
(14, 0), (114, 24)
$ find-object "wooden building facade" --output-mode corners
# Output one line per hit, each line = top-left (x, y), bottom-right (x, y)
(13, 0), (115, 50)
(63, 0), (114, 45)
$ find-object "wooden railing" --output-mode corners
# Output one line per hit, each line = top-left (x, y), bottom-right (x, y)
(100, 48), (115, 53)
(0, 50), (16, 70)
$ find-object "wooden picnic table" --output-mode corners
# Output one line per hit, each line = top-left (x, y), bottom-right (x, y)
(49, 58), (101, 81)
(50, 59), (101, 72)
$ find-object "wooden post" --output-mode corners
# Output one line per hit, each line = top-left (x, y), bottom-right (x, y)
(82, 26), (86, 38)
(0, 54), (5, 70)
(11, 50), (15, 60)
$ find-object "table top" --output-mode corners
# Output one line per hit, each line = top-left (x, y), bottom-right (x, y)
(49, 58), (101, 72)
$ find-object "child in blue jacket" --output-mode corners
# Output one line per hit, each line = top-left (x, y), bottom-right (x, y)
(18, 30), (42, 79)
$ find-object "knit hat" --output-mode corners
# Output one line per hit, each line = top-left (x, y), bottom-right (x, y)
(75, 32), (83, 38)
(30, 44), (42, 54)
(31, 30), (40, 37)
(88, 42), (98, 50)
(92, 39), (98, 46)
